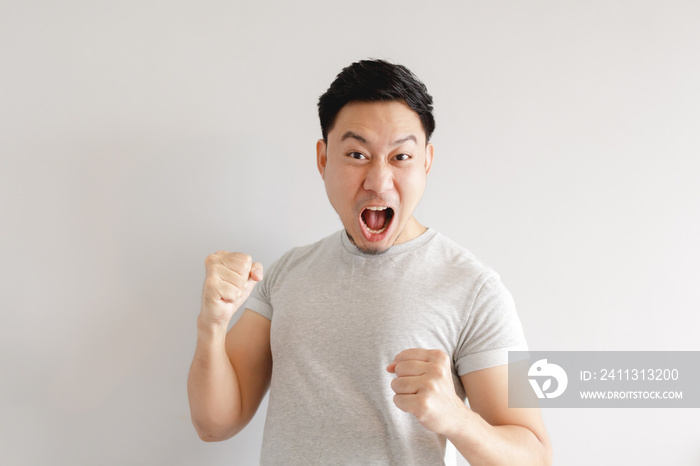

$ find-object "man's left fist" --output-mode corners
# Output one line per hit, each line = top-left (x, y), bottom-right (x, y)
(386, 348), (467, 436)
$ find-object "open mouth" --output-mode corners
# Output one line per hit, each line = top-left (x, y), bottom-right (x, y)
(360, 206), (395, 235)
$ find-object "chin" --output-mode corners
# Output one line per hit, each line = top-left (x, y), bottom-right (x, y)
(356, 241), (391, 255)
(346, 233), (391, 255)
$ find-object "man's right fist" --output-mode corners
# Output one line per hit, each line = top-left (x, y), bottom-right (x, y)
(199, 251), (263, 328)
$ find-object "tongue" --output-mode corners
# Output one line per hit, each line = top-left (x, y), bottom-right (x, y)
(364, 209), (387, 230)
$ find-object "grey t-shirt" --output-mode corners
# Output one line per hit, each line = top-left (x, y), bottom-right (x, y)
(245, 228), (527, 465)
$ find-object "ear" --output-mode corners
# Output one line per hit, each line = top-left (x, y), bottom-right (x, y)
(316, 139), (327, 179)
(424, 143), (434, 175)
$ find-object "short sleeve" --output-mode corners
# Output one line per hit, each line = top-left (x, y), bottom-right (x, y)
(242, 255), (285, 321)
(244, 294), (273, 320)
(454, 273), (528, 375)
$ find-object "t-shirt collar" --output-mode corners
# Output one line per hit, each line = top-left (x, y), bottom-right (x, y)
(339, 227), (437, 257)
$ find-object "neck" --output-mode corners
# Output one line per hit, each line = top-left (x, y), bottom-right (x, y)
(394, 216), (427, 245)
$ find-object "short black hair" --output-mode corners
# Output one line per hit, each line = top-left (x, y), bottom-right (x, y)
(317, 59), (435, 142)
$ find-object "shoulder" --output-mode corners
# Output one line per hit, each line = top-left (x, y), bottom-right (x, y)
(426, 231), (499, 284)
(265, 230), (343, 277)
(248, 231), (344, 311)
(430, 234), (519, 321)
(280, 230), (341, 262)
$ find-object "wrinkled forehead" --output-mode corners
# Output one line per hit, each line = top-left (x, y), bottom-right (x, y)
(328, 101), (427, 147)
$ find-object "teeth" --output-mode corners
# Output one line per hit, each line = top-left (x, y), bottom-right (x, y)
(362, 206), (392, 235)
(366, 226), (388, 234)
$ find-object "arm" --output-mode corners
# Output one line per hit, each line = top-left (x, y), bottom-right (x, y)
(388, 350), (551, 466)
(452, 364), (551, 465)
(187, 252), (273, 441)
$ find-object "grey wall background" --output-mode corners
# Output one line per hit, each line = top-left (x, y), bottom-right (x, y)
(2, 1), (699, 465)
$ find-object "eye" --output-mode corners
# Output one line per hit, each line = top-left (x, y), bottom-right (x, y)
(347, 152), (366, 160)
(394, 153), (411, 161)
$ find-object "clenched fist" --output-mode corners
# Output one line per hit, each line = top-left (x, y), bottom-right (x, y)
(386, 348), (468, 437)
(200, 251), (263, 328)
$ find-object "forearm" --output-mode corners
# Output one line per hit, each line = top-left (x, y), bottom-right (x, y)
(447, 406), (552, 466)
(187, 320), (243, 441)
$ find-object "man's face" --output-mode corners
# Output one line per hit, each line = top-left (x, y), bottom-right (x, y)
(317, 100), (434, 254)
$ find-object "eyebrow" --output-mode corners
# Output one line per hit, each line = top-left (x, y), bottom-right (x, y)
(341, 131), (367, 144)
(340, 131), (417, 146)
(392, 135), (417, 146)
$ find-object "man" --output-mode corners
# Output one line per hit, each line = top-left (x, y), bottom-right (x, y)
(188, 59), (552, 465)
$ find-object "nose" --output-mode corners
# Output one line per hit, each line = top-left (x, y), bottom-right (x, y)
(363, 160), (394, 194)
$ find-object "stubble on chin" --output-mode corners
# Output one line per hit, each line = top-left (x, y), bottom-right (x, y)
(344, 229), (400, 256)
